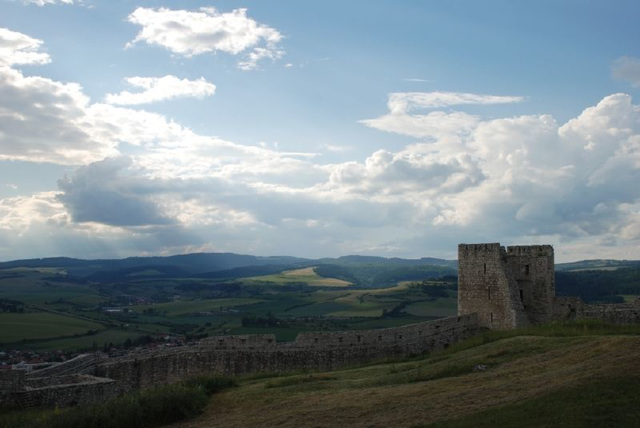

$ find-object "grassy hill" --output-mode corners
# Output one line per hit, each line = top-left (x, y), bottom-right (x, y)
(2, 322), (639, 427)
(174, 322), (640, 428)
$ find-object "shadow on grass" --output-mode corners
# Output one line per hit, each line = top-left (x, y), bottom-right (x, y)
(418, 375), (640, 428)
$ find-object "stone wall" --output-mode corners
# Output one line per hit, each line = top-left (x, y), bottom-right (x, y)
(13, 375), (116, 408)
(506, 245), (555, 324)
(458, 243), (556, 329)
(552, 296), (584, 321)
(554, 297), (640, 324)
(582, 303), (640, 324)
(24, 353), (104, 379)
(96, 314), (481, 392)
(2, 314), (482, 408)
(198, 334), (277, 350)
(0, 369), (24, 396)
(458, 243), (527, 329)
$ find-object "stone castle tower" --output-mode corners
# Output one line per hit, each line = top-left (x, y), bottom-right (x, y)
(457, 243), (555, 329)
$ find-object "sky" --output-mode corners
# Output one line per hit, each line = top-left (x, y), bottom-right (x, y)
(0, 0), (640, 262)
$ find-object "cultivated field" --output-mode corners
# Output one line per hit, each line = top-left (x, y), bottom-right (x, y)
(247, 267), (352, 287)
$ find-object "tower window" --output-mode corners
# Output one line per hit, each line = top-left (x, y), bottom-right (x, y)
(488, 287), (491, 300)
(490, 312), (493, 323)
(519, 289), (524, 301)
(525, 265), (530, 275)
(484, 263), (487, 274)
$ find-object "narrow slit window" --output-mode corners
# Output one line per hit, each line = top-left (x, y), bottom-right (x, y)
(488, 287), (491, 300)
(490, 312), (493, 323)
(519, 289), (524, 301)
(525, 264), (530, 275)
(484, 263), (487, 274)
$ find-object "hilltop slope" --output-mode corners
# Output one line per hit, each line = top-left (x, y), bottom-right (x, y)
(176, 331), (640, 427)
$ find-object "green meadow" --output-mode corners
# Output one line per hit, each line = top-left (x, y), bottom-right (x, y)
(0, 312), (105, 343)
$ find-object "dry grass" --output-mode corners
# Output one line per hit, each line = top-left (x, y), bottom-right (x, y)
(251, 267), (353, 287)
(174, 335), (640, 428)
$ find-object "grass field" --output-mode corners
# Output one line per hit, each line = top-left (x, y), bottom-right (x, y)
(248, 267), (352, 287)
(176, 325), (640, 428)
(19, 328), (148, 351)
(0, 269), (103, 306)
(0, 312), (105, 343)
(405, 298), (457, 317)
(130, 298), (263, 317)
(0, 268), (457, 351)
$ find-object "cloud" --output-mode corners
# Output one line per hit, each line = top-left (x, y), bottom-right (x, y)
(126, 7), (284, 70)
(360, 92), (525, 139)
(327, 149), (484, 198)
(2, 92), (640, 260)
(386, 92), (525, 114)
(0, 66), (121, 165)
(20, 0), (77, 5)
(0, 27), (51, 66)
(56, 157), (175, 226)
(0, 29), (228, 165)
(612, 56), (640, 88)
(1, 27), (639, 261)
(361, 110), (480, 139)
(105, 75), (215, 105)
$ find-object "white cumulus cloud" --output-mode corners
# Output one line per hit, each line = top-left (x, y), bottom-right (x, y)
(0, 27), (51, 66)
(361, 91), (525, 139)
(126, 7), (284, 70)
(105, 75), (216, 106)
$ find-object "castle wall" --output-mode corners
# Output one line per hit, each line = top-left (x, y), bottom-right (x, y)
(13, 375), (116, 408)
(552, 296), (584, 321)
(198, 334), (277, 350)
(4, 314), (481, 409)
(96, 315), (481, 392)
(506, 245), (555, 324)
(458, 243), (527, 329)
(24, 353), (103, 379)
(554, 297), (640, 324)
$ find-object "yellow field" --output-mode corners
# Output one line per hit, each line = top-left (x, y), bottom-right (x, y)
(249, 267), (352, 287)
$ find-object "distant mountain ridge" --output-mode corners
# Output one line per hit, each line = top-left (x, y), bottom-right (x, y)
(0, 252), (456, 279)
(2, 253), (638, 291)
(555, 259), (640, 271)
(0, 253), (311, 277)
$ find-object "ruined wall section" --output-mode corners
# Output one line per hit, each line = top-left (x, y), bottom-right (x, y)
(198, 334), (277, 350)
(25, 353), (104, 379)
(14, 375), (116, 409)
(553, 296), (584, 321)
(458, 243), (528, 329)
(554, 297), (640, 324)
(507, 245), (555, 324)
(95, 315), (481, 392)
